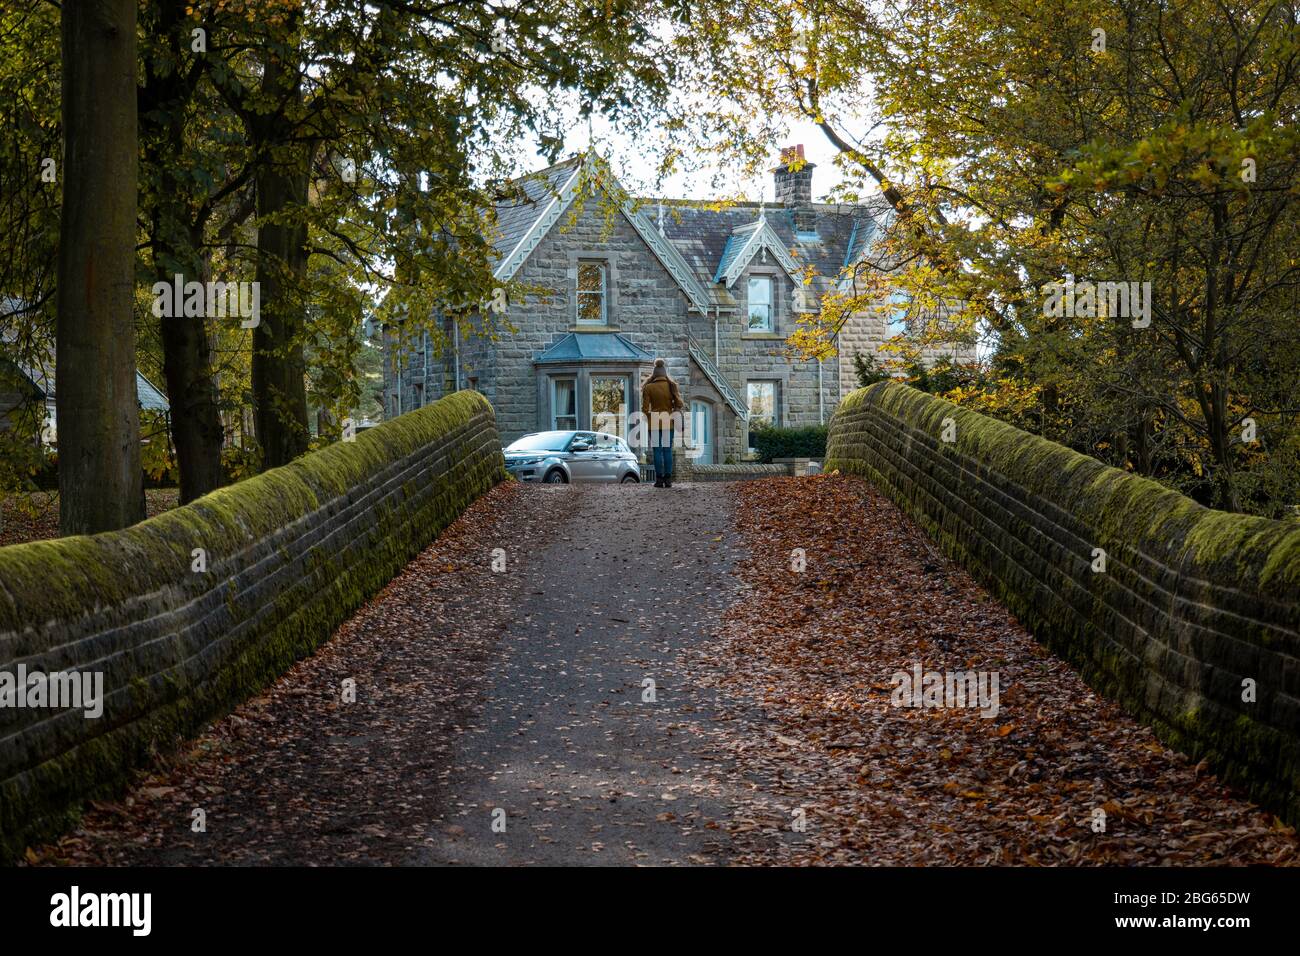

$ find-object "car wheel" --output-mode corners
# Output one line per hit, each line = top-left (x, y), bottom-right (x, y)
(620, 473), (639, 483)
(544, 468), (568, 484)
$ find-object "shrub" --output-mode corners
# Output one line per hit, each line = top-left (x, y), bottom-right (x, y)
(750, 423), (827, 462)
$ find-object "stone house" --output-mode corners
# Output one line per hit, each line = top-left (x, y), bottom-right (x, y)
(382, 147), (972, 464)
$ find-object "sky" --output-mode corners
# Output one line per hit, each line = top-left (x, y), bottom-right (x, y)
(516, 109), (857, 204)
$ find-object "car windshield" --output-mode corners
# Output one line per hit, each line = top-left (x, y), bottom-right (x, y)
(507, 432), (574, 452)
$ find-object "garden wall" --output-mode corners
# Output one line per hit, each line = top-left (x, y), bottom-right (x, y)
(825, 382), (1300, 821)
(0, 390), (505, 860)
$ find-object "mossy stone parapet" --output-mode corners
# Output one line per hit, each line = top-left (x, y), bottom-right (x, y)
(826, 382), (1300, 822)
(0, 390), (507, 861)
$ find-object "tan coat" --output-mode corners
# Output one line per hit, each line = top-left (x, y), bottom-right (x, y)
(641, 374), (684, 417)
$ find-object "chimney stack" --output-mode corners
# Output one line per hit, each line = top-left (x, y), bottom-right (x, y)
(774, 145), (817, 233)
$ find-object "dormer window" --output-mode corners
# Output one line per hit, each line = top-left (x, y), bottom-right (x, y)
(577, 261), (607, 325)
(748, 276), (773, 331)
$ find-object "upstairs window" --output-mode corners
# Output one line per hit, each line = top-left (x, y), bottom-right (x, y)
(748, 276), (773, 331)
(577, 261), (607, 325)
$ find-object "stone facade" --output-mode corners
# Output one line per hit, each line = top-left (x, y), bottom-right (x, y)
(384, 150), (972, 464)
(836, 296), (976, 397)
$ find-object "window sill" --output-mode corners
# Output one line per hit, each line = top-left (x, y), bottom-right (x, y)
(570, 325), (619, 332)
(741, 331), (783, 340)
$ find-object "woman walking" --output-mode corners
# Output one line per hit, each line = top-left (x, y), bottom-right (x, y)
(641, 358), (684, 487)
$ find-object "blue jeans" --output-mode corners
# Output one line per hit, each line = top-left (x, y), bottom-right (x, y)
(652, 425), (674, 479)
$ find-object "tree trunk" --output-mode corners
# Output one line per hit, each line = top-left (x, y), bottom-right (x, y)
(158, 241), (226, 502)
(144, 1), (226, 504)
(252, 156), (311, 468)
(56, 0), (144, 534)
(1134, 410), (1153, 476)
(1206, 382), (1241, 512)
(251, 51), (310, 470)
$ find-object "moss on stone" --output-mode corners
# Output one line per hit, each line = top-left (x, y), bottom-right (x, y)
(826, 381), (1300, 823)
(0, 390), (505, 861)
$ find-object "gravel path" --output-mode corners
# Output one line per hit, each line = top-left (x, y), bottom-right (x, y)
(414, 481), (758, 865)
(36, 481), (769, 866)
(31, 475), (1297, 867)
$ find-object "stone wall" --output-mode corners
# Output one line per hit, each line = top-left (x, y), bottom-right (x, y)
(684, 463), (792, 482)
(826, 382), (1300, 822)
(0, 391), (505, 860)
(836, 299), (977, 399)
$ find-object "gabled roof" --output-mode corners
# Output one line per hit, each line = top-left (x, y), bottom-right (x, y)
(488, 154), (893, 313)
(1, 305), (170, 412)
(135, 373), (170, 411)
(492, 154), (713, 314)
(534, 331), (655, 364)
(27, 364), (170, 413)
(837, 204), (896, 291)
(712, 215), (802, 288)
(490, 156), (585, 282)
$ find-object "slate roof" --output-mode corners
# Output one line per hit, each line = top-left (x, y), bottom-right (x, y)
(134, 373), (171, 411)
(489, 156), (584, 265)
(534, 331), (655, 364)
(661, 200), (894, 302)
(23, 363), (171, 413)
(1, 301), (170, 412)
(488, 154), (894, 309)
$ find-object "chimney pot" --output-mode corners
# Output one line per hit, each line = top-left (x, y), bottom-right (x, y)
(774, 144), (816, 232)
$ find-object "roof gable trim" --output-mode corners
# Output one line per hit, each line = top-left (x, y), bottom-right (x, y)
(717, 216), (802, 289)
(492, 161), (585, 282)
(494, 155), (713, 314)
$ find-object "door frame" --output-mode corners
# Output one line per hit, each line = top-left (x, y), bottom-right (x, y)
(690, 398), (715, 465)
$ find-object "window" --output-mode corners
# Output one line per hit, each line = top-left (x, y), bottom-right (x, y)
(887, 290), (910, 336)
(590, 375), (628, 438)
(748, 275), (773, 331)
(746, 381), (779, 449)
(577, 261), (607, 325)
(552, 378), (577, 430)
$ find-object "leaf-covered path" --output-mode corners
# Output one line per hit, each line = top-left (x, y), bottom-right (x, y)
(34, 477), (1298, 866)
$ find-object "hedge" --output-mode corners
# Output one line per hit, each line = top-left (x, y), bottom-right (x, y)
(826, 381), (1300, 822)
(0, 390), (505, 861)
(750, 423), (828, 463)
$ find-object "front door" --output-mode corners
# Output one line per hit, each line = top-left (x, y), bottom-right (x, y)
(691, 400), (713, 465)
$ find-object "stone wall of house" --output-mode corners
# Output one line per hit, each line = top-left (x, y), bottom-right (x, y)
(708, 266), (833, 459)
(836, 299), (977, 398)
(488, 196), (692, 445)
(0, 391), (505, 861)
(480, 196), (830, 460)
(382, 200), (845, 461)
(826, 381), (1300, 823)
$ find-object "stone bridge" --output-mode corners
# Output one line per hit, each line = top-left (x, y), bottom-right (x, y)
(1, 385), (1297, 865)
